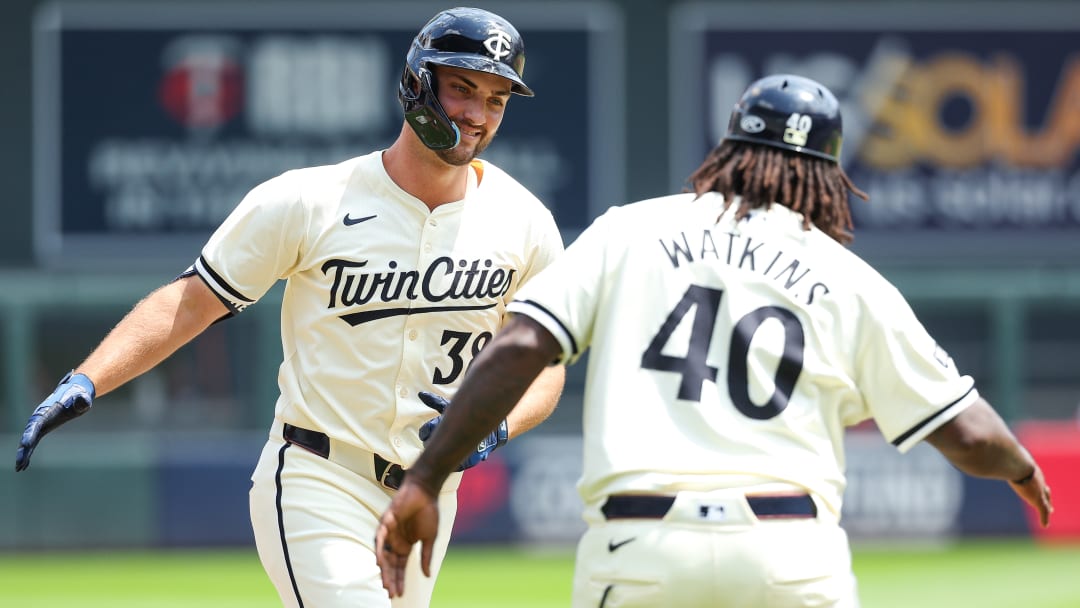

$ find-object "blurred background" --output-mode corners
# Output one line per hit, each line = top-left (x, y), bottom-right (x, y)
(1, 0), (1079, 559)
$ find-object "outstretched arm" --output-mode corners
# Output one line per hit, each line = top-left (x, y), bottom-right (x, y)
(76, 275), (229, 396)
(376, 314), (562, 597)
(925, 397), (1053, 527)
(15, 275), (229, 471)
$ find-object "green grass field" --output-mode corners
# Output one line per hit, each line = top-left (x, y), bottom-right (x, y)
(1, 539), (1078, 607)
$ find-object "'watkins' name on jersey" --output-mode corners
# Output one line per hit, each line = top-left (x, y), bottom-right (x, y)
(659, 230), (830, 306)
(321, 256), (517, 326)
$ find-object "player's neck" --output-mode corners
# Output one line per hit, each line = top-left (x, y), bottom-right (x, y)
(383, 129), (470, 211)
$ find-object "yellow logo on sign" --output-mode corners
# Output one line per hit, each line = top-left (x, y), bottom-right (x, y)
(861, 53), (1080, 169)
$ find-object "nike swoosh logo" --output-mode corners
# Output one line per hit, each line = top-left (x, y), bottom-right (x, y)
(607, 537), (635, 552)
(343, 213), (377, 226)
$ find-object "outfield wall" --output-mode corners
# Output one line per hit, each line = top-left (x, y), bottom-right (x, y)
(2, 267), (1080, 549)
(4, 427), (1076, 550)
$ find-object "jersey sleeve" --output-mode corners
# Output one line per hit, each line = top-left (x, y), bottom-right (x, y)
(509, 200), (565, 297)
(507, 208), (613, 365)
(192, 170), (308, 313)
(855, 282), (979, 453)
(529, 209), (566, 278)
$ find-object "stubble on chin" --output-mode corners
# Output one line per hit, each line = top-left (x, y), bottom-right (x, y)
(435, 147), (473, 166)
(435, 134), (492, 166)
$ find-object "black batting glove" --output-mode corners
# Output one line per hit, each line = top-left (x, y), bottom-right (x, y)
(15, 371), (96, 471)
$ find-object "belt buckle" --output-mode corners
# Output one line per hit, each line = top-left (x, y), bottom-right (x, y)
(375, 455), (404, 491)
(380, 464), (402, 490)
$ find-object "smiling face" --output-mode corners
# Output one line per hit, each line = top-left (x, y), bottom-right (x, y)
(430, 65), (513, 166)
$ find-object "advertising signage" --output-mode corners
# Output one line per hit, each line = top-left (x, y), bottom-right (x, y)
(34, 2), (623, 268)
(670, 3), (1080, 264)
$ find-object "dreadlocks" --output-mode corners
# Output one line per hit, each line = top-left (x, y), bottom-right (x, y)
(688, 141), (868, 244)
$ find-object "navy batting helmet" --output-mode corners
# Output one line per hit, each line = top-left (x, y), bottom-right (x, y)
(398, 7), (533, 150)
(724, 74), (843, 163)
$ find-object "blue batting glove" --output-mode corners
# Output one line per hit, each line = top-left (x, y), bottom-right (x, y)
(15, 371), (96, 472)
(418, 391), (508, 472)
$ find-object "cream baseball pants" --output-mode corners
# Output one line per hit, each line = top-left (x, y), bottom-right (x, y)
(573, 488), (859, 607)
(250, 421), (462, 608)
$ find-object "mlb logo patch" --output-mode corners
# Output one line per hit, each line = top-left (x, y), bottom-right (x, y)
(698, 504), (727, 521)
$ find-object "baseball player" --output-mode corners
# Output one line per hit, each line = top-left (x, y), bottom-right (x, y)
(374, 74), (1054, 607)
(15, 7), (565, 607)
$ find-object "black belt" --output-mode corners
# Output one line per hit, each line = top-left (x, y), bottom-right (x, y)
(373, 453), (406, 491)
(281, 423), (406, 491)
(601, 493), (817, 520)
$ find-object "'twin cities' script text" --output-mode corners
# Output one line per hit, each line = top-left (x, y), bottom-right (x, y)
(322, 256), (516, 308)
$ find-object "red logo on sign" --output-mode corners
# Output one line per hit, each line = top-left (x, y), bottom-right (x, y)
(158, 37), (243, 131)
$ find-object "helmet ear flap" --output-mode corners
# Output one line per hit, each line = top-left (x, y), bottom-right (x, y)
(398, 64), (460, 150)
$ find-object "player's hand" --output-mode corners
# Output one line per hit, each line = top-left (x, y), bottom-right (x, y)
(418, 391), (508, 471)
(15, 371), (96, 472)
(1008, 465), (1053, 528)
(375, 478), (440, 598)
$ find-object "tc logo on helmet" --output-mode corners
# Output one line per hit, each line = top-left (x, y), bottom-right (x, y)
(484, 28), (513, 61)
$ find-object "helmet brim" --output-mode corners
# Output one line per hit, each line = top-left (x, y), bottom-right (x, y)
(724, 134), (840, 163)
(424, 53), (534, 97)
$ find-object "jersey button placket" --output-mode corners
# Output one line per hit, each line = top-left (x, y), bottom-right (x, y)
(420, 215), (437, 256)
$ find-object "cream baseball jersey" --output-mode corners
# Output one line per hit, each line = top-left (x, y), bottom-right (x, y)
(193, 151), (563, 465)
(508, 192), (977, 517)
